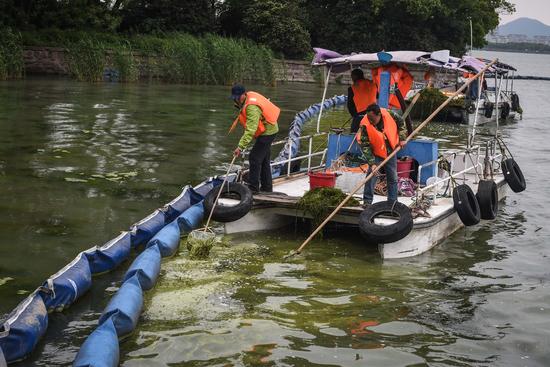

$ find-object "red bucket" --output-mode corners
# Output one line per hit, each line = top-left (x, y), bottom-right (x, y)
(308, 171), (337, 190)
(397, 158), (414, 179)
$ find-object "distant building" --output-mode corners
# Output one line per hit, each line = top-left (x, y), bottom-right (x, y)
(486, 31), (549, 45)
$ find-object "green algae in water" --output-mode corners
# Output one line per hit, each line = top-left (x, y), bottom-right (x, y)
(186, 230), (216, 260)
(297, 187), (360, 236)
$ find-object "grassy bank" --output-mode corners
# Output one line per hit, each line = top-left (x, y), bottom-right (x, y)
(1, 29), (275, 84)
(0, 28), (24, 80)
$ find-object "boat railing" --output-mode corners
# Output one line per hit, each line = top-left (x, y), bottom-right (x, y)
(416, 145), (502, 203)
(270, 132), (328, 177)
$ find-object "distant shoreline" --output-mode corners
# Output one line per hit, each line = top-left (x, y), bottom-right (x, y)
(482, 42), (550, 55)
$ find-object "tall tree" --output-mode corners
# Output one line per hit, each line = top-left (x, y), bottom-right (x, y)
(242, 0), (310, 59)
(118, 0), (218, 34)
(304, 0), (514, 55)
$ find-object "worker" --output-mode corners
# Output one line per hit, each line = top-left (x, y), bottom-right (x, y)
(230, 84), (280, 193)
(347, 69), (377, 133)
(356, 103), (406, 206)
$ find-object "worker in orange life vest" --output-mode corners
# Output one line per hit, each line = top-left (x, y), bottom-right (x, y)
(356, 104), (406, 206)
(230, 84), (280, 193)
(347, 69), (377, 133)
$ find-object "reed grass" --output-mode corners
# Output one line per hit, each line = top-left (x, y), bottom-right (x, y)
(0, 28), (24, 80)
(27, 30), (275, 84)
(67, 37), (106, 82)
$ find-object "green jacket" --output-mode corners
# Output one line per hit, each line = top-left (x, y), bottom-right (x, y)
(359, 110), (406, 164)
(238, 104), (279, 150)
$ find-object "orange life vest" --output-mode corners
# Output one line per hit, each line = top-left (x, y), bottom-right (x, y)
(371, 66), (413, 109)
(230, 91), (280, 138)
(355, 108), (399, 158)
(351, 79), (377, 113)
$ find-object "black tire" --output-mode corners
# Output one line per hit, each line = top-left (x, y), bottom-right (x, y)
(358, 201), (413, 244)
(453, 184), (481, 226)
(500, 102), (511, 119)
(501, 158), (526, 193)
(484, 102), (494, 119)
(465, 100), (476, 114)
(203, 182), (253, 223)
(511, 93), (520, 112)
(476, 180), (498, 220)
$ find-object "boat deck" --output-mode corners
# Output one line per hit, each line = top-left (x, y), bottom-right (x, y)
(251, 172), (469, 226)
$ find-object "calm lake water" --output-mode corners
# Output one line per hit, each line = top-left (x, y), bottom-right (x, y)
(1, 50), (549, 366)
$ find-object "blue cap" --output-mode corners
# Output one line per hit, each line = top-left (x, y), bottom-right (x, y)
(230, 84), (246, 100)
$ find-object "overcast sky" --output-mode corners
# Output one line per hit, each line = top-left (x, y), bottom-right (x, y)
(500, 0), (550, 25)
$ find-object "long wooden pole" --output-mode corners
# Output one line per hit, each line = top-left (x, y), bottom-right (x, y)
(204, 155), (237, 231)
(286, 59), (498, 258)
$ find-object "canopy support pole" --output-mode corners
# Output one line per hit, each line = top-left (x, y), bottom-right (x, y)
(469, 72), (484, 148)
(316, 65), (332, 133)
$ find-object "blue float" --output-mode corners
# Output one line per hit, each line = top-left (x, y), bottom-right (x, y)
(0, 293), (48, 363)
(163, 187), (204, 222)
(123, 244), (161, 290)
(39, 253), (92, 312)
(146, 220), (181, 257)
(129, 210), (167, 247)
(272, 95), (347, 177)
(0, 347), (6, 367)
(72, 316), (119, 367)
(98, 275), (143, 337)
(84, 232), (132, 274)
(177, 202), (205, 233)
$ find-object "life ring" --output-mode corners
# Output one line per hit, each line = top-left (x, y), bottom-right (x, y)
(501, 158), (526, 193)
(476, 180), (498, 220)
(358, 201), (413, 243)
(453, 184), (480, 226)
(203, 182), (253, 223)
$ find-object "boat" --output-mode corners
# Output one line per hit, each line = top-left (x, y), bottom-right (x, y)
(406, 54), (522, 125)
(214, 49), (526, 259)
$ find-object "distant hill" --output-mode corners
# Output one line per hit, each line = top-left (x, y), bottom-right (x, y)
(497, 17), (550, 37)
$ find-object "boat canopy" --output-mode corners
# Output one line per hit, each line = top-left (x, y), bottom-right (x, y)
(312, 48), (516, 75)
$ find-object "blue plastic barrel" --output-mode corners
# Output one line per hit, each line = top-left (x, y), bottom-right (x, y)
(98, 274), (143, 337)
(130, 210), (167, 247)
(177, 202), (204, 233)
(163, 187), (203, 222)
(73, 316), (119, 367)
(123, 244), (161, 290)
(146, 220), (181, 258)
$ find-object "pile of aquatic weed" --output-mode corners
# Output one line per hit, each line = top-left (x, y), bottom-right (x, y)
(297, 187), (360, 236)
(0, 28), (23, 80)
(186, 230), (217, 260)
(409, 87), (465, 121)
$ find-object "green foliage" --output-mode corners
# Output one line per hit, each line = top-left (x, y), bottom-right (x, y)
(242, 0), (311, 59)
(119, 0), (218, 34)
(0, 28), (23, 80)
(66, 37), (106, 82)
(304, 0), (515, 55)
(0, 0), (119, 32)
(485, 42), (550, 54)
(297, 187), (360, 235)
(112, 44), (139, 82)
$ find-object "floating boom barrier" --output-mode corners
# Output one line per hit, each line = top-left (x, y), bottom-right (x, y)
(0, 95), (347, 366)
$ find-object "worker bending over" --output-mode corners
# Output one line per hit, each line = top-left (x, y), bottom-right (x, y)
(356, 104), (406, 206)
(230, 84), (280, 193)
